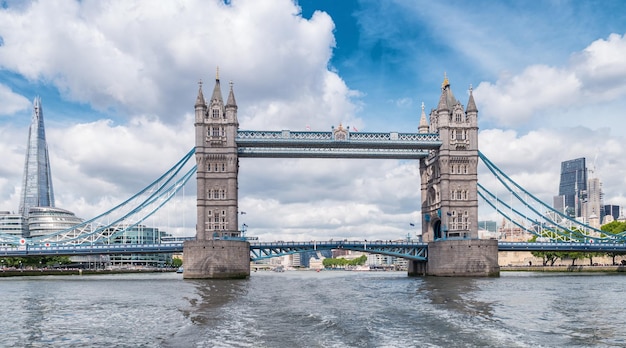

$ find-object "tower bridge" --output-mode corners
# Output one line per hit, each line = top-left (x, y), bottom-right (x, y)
(4, 73), (622, 275)
(184, 73), (499, 278)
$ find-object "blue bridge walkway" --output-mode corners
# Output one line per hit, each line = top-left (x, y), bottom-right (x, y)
(2, 240), (626, 260)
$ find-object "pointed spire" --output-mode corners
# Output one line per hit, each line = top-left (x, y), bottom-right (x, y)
(210, 67), (224, 105)
(437, 72), (458, 111)
(418, 102), (429, 133)
(437, 86), (449, 111)
(195, 79), (206, 107)
(466, 84), (477, 112)
(226, 81), (237, 108)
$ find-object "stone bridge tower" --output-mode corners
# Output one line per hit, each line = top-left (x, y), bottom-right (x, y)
(412, 75), (499, 277)
(183, 71), (250, 279)
(194, 73), (240, 240)
(419, 75), (479, 242)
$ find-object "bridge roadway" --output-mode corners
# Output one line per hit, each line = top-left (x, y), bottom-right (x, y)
(2, 240), (626, 259)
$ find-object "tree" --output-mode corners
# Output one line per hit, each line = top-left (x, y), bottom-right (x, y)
(171, 257), (183, 268)
(530, 251), (559, 266)
(584, 252), (603, 266)
(601, 221), (626, 235)
(560, 252), (583, 266)
(0, 256), (71, 268)
(601, 221), (626, 264)
(322, 255), (367, 268)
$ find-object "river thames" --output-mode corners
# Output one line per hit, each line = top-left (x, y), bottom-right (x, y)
(0, 271), (624, 347)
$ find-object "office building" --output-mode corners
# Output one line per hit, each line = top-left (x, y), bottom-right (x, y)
(557, 158), (587, 218)
(603, 205), (621, 222)
(26, 206), (83, 237)
(0, 211), (24, 238)
(107, 224), (172, 268)
(585, 177), (603, 221)
(19, 97), (55, 216)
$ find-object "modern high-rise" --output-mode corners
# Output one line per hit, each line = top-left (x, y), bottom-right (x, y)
(557, 158), (587, 218)
(603, 205), (621, 222)
(586, 177), (603, 220)
(19, 97), (55, 216)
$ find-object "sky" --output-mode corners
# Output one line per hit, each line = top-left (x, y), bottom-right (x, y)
(1, 0), (626, 242)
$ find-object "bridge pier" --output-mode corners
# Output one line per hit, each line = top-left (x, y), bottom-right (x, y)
(183, 240), (250, 279)
(409, 239), (500, 277)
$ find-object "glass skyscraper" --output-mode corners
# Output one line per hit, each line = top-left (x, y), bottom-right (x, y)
(558, 158), (587, 218)
(18, 97), (55, 216)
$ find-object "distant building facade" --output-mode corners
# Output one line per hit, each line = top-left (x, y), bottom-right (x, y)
(26, 207), (83, 238)
(603, 205), (621, 223)
(107, 224), (172, 268)
(0, 211), (24, 237)
(585, 177), (603, 222)
(557, 158), (587, 218)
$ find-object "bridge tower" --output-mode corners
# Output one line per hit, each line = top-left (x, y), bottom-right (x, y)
(411, 75), (499, 276)
(183, 71), (250, 279)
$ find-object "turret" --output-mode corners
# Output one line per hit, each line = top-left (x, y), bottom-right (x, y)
(418, 102), (429, 133)
(466, 85), (478, 126)
(210, 68), (224, 115)
(436, 74), (454, 127)
(194, 81), (207, 124)
(225, 81), (238, 124)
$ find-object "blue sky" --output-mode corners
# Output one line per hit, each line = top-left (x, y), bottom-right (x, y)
(1, 0), (626, 241)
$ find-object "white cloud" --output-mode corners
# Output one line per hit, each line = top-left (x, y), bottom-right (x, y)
(0, 84), (30, 115)
(478, 127), (626, 210)
(0, 0), (356, 127)
(0, 0), (370, 240)
(475, 33), (626, 130)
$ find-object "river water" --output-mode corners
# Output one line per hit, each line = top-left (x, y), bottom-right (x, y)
(0, 271), (625, 347)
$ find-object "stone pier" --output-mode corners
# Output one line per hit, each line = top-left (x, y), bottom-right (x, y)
(183, 240), (250, 279)
(408, 239), (500, 277)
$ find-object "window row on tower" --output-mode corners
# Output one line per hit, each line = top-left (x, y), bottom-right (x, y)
(450, 129), (468, 141)
(207, 162), (227, 172)
(449, 210), (470, 230)
(450, 164), (469, 174)
(207, 210), (227, 231)
(451, 189), (469, 200)
(208, 126), (226, 137)
(208, 188), (227, 200)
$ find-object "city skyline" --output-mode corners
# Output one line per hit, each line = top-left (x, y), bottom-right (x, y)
(1, 1), (626, 241)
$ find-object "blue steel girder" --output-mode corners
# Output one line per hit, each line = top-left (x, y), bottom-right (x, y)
(249, 241), (428, 261)
(236, 130), (441, 159)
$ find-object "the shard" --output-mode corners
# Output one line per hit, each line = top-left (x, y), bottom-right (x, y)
(18, 97), (55, 216)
